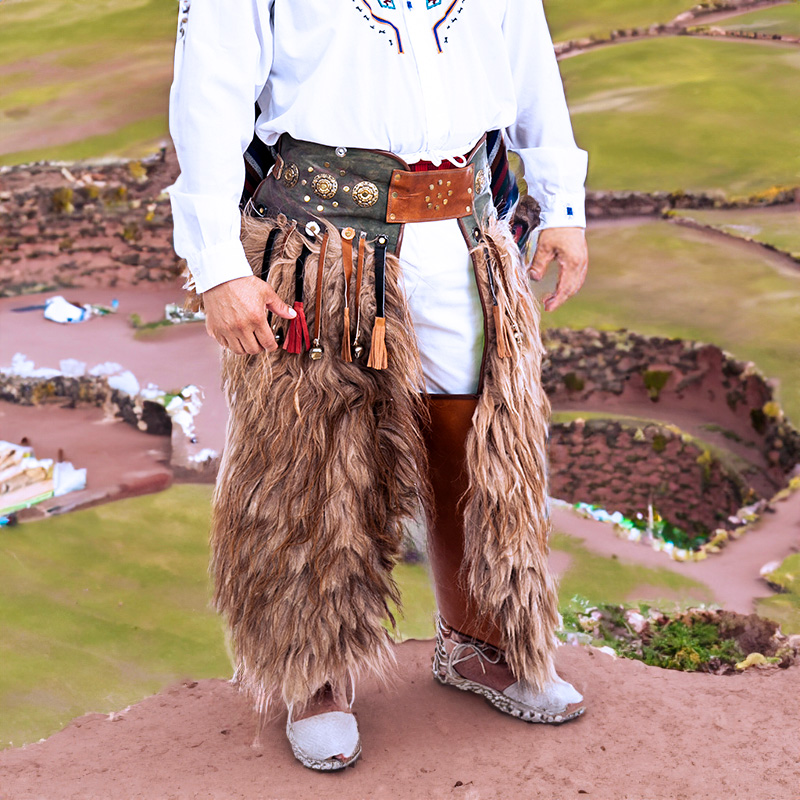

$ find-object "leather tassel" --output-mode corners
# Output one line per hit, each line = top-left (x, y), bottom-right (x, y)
(341, 306), (352, 362)
(340, 228), (355, 363)
(283, 244), (312, 354)
(284, 300), (311, 354)
(367, 235), (388, 370)
(367, 316), (387, 370)
(493, 303), (512, 359)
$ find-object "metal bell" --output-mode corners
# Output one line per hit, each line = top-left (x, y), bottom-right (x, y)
(309, 339), (324, 360)
(353, 343), (364, 359)
(273, 328), (284, 347)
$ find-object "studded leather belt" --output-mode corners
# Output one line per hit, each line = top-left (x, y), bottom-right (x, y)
(251, 134), (493, 254)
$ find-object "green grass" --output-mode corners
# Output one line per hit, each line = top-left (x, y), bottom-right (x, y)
(543, 0), (691, 42)
(560, 37), (800, 194)
(0, 485), (229, 749)
(541, 220), (800, 422)
(552, 532), (712, 610)
(756, 553), (800, 634)
(717, 2), (800, 36)
(675, 207), (800, 257)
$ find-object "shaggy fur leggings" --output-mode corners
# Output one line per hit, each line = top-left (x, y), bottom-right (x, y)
(210, 214), (560, 713)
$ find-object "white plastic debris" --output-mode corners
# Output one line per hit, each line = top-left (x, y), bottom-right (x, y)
(59, 359), (86, 377)
(188, 448), (218, 464)
(44, 296), (89, 323)
(1, 353), (61, 379)
(107, 371), (140, 397)
(53, 461), (87, 496)
(165, 385), (203, 439)
(88, 361), (124, 377)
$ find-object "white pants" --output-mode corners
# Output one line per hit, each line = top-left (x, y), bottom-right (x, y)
(400, 220), (484, 395)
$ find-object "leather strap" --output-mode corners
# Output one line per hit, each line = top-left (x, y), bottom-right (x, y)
(341, 227), (355, 307)
(353, 232), (366, 341)
(313, 232), (329, 343)
(386, 166), (475, 223)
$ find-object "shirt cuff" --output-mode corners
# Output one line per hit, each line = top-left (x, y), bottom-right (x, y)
(186, 239), (255, 294)
(536, 193), (587, 229)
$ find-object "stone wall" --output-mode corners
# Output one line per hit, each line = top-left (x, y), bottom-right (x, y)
(0, 151), (182, 296)
(0, 372), (171, 436)
(550, 418), (748, 541)
(585, 187), (799, 220)
(543, 328), (800, 492)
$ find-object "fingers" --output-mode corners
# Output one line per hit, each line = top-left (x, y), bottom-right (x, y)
(264, 285), (297, 320)
(528, 240), (554, 282)
(542, 252), (588, 312)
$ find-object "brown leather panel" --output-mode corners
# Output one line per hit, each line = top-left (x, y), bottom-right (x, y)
(386, 166), (475, 223)
(423, 394), (504, 649)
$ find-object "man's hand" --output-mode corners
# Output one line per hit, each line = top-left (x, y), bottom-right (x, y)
(528, 227), (589, 312)
(201, 275), (296, 355)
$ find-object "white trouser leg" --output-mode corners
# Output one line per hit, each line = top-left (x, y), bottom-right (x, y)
(399, 219), (484, 395)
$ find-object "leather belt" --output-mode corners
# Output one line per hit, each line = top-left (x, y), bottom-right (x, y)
(251, 134), (493, 255)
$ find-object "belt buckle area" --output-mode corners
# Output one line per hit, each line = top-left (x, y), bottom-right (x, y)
(385, 165), (475, 224)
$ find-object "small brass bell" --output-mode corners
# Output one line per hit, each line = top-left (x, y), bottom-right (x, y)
(353, 342), (364, 359)
(309, 339), (324, 360)
(273, 328), (284, 347)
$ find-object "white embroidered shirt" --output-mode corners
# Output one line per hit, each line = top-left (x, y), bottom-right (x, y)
(168, 0), (589, 293)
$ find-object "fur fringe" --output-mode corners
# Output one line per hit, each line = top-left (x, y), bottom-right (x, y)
(461, 216), (560, 689)
(210, 214), (430, 713)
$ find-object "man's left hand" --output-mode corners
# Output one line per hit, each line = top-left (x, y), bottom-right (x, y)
(528, 227), (588, 312)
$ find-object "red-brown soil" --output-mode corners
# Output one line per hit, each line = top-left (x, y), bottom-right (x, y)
(0, 640), (797, 800)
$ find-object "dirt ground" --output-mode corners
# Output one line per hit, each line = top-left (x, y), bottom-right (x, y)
(0, 641), (797, 800)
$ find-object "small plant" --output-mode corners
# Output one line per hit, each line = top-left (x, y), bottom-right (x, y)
(642, 369), (672, 401)
(51, 187), (74, 214)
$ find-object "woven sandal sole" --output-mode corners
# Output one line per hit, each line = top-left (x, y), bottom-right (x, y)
(286, 730), (362, 771)
(432, 638), (585, 725)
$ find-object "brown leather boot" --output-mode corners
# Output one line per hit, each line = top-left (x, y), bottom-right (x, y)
(423, 393), (504, 648)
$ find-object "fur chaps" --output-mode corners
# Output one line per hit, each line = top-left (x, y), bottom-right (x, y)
(460, 217), (561, 690)
(203, 209), (559, 713)
(210, 214), (429, 713)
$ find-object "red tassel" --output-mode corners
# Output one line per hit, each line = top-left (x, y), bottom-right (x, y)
(283, 300), (311, 354)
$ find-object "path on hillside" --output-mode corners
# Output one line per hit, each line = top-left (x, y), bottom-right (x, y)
(0, 640), (797, 800)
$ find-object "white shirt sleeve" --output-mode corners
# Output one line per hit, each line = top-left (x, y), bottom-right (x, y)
(167, 0), (273, 294)
(502, 0), (588, 229)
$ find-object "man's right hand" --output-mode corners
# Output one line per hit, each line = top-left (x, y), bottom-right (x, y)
(201, 275), (297, 355)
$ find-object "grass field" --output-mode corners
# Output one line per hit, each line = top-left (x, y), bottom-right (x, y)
(0, 483), (712, 748)
(543, 0), (691, 42)
(540, 219), (800, 422)
(560, 37), (800, 195)
(717, 2), (800, 36)
(675, 207), (800, 257)
(0, 0), (176, 164)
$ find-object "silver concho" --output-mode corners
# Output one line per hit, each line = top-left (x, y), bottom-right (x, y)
(311, 173), (338, 200)
(283, 162), (299, 188)
(352, 181), (379, 208)
(475, 166), (488, 196)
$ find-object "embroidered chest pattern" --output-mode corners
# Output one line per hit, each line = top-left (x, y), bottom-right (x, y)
(432, 0), (467, 52)
(352, 0), (404, 53)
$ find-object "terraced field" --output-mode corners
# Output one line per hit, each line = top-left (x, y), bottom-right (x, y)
(541, 219), (800, 422)
(675, 206), (800, 257)
(561, 37), (800, 194)
(544, 0), (690, 42)
(717, 2), (800, 35)
(0, 0), (175, 165)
